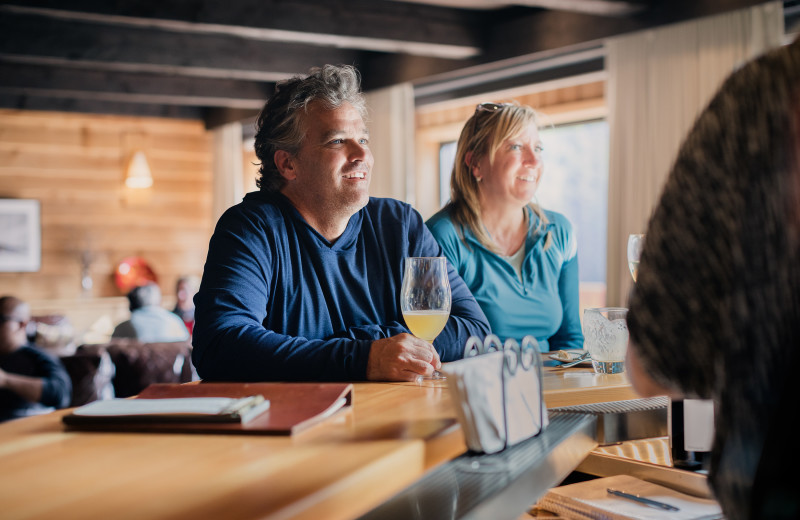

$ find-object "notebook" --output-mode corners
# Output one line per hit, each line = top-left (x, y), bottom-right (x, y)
(536, 474), (723, 520)
(68, 395), (271, 424)
(63, 382), (353, 435)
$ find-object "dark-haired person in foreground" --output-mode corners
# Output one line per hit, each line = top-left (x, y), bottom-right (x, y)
(192, 65), (489, 382)
(626, 37), (800, 519)
(0, 296), (71, 422)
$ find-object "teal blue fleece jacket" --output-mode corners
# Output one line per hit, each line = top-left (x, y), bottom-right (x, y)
(426, 206), (583, 351)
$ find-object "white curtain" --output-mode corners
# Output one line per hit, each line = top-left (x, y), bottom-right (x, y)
(364, 83), (415, 203)
(606, 2), (784, 306)
(212, 121), (244, 225)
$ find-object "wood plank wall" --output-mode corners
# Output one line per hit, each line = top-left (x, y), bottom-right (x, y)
(0, 109), (214, 305)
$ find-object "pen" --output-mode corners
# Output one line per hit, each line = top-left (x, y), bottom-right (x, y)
(607, 488), (680, 512)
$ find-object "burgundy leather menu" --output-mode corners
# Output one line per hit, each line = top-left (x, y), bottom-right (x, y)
(62, 382), (353, 436)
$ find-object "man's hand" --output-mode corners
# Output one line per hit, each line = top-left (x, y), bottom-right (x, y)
(367, 333), (442, 381)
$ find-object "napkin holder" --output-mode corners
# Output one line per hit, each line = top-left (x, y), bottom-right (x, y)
(441, 335), (549, 454)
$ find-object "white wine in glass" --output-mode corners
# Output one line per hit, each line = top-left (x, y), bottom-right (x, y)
(400, 257), (451, 380)
(627, 234), (645, 282)
(401, 310), (449, 342)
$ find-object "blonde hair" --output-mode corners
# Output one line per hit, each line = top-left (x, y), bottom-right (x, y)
(446, 102), (550, 253)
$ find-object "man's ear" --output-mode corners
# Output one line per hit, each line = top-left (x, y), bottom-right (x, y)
(274, 150), (296, 181)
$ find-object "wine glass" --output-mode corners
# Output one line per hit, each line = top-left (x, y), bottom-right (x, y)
(627, 234), (645, 282)
(400, 257), (451, 381)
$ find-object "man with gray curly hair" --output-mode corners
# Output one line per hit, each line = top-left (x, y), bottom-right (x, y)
(193, 65), (489, 382)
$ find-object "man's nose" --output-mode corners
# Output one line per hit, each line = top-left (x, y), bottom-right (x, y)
(348, 140), (369, 161)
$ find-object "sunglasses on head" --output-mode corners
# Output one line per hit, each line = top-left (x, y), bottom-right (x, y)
(469, 102), (514, 137)
(475, 102), (514, 114)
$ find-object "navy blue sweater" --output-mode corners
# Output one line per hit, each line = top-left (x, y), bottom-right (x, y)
(192, 192), (490, 381)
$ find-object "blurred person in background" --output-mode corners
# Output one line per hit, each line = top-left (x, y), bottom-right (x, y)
(172, 275), (199, 335)
(0, 296), (71, 422)
(113, 283), (190, 343)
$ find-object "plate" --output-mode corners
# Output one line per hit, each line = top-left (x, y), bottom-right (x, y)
(115, 256), (158, 293)
(547, 350), (591, 367)
(548, 350), (587, 362)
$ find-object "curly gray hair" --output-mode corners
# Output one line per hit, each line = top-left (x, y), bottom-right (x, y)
(253, 64), (367, 193)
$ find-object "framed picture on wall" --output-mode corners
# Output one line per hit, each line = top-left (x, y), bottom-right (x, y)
(0, 199), (42, 272)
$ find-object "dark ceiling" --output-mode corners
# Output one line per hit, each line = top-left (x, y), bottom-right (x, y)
(0, 0), (791, 129)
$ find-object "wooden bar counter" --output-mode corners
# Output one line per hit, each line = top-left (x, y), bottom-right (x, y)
(0, 364), (639, 520)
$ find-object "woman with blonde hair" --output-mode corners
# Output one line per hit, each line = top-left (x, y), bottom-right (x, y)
(427, 102), (582, 351)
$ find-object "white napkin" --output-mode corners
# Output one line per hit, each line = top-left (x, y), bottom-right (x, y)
(441, 350), (548, 454)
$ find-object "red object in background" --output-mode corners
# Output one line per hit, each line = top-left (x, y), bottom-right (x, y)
(115, 257), (158, 293)
(183, 319), (194, 336)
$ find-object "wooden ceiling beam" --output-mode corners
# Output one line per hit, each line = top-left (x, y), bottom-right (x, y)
(0, 0), (483, 59)
(0, 12), (363, 81)
(482, 0), (773, 62)
(0, 0), (781, 126)
(0, 63), (271, 109)
(0, 93), (203, 119)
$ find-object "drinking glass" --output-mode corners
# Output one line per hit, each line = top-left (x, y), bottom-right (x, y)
(627, 234), (645, 282)
(582, 307), (628, 374)
(401, 257), (451, 381)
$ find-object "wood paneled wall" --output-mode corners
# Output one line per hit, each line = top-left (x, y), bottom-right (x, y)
(0, 109), (214, 304)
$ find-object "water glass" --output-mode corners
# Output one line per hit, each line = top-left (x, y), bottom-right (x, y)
(582, 307), (628, 374)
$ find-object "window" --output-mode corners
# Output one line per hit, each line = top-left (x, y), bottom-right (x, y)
(537, 120), (608, 288)
(439, 141), (457, 208)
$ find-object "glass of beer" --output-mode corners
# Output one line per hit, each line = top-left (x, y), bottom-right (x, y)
(400, 257), (451, 381)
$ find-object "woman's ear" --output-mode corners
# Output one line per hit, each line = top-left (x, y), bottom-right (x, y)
(465, 151), (482, 181)
(274, 150), (296, 181)
(465, 151), (474, 169)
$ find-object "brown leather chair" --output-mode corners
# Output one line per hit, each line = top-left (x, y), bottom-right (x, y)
(70, 339), (195, 400)
(59, 346), (114, 407)
(104, 339), (194, 398)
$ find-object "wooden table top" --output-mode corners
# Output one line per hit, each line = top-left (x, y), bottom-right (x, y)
(0, 365), (640, 520)
(542, 364), (640, 408)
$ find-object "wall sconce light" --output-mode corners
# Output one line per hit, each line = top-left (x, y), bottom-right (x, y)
(125, 150), (153, 189)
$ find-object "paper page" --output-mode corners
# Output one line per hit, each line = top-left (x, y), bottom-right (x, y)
(74, 397), (257, 417)
(538, 474), (723, 520)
